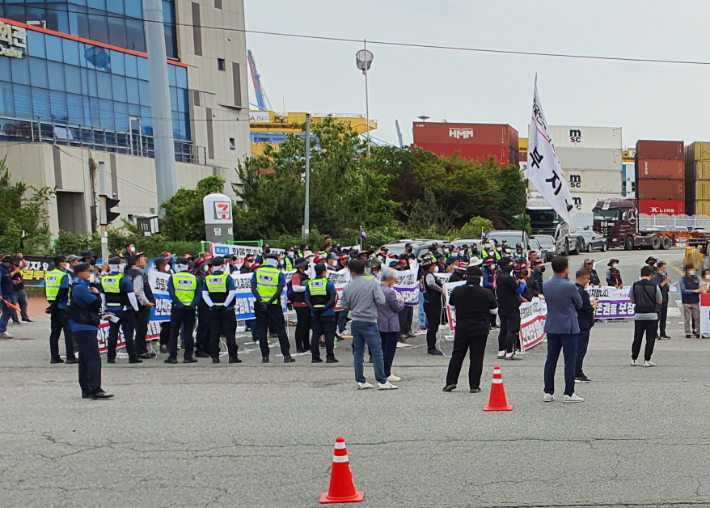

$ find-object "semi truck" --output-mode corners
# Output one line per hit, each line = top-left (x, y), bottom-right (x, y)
(592, 198), (672, 250)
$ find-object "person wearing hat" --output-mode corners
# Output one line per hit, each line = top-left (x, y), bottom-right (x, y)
(606, 259), (623, 289)
(449, 261), (468, 283)
(584, 259), (601, 287)
(651, 260), (671, 339)
(305, 263), (339, 363)
(66, 254), (81, 276)
(422, 255), (445, 355)
(443, 265), (498, 393)
(202, 256), (240, 364)
(224, 255), (238, 275)
(290, 257), (311, 353)
(482, 256), (498, 328)
(646, 256), (657, 273)
(434, 252), (447, 274)
(629, 265), (663, 367)
(532, 259), (546, 296)
(251, 253), (294, 363)
(100, 257), (141, 364)
(283, 247), (295, 272)
(496, 256), (526, 361)
(255, 244), (271, 265)
(326, 252), (339, 271)
(67, 263), (112, 399)
(680, 264), (702, 339)
(43, 255), (77, 362)
(164, 257), (202, 364)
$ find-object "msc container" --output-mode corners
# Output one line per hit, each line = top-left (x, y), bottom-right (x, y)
(635, 159), (684, 180)
(413, 123), (518, 148)
(637, 179), (684, 200)
(555, 147), (622, 171)
(565, 169), (622, 194)
(686, 181), (710, 201)
(685, 161), (710, 181)
(686, 142), (710, 162)
(547, 125), (623, 149)
(416, 142), (518, 167)
(638, 199), (685, 215)
(693, 200), (710, 216)
(570, 192), (621, 215)
(636, 140), (684, 161)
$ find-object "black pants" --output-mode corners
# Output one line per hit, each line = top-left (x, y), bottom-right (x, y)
(379, 331), (399, 377)
(398, 306), (413, 336)
(632, 319), (657, 362)
(498, 312), (520, 354)
(209, 306), (238, 359)
(487, 288), (497, 327)
(74, 329), (101, 395)
(445, 331), (487, 389)
(170, 306), (197, 359)
(311, 313), (335, 360)
(575, 329), (590, 377)
(257, 304), (291, 358)
(159, 321), (170, 346)
(295, 306), (311, 351)
(423, 300), (442, 352)
(658, 301), (668, 336)
(195, 300), (211, 354)
(49, 308), (75, 360)
(134, 306), (151, 355)
(107, 308), (137, 362)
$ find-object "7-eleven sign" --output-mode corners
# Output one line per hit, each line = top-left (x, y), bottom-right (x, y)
(214, 202), (231, 220)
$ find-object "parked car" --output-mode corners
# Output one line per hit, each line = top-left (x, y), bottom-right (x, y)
(574, 230), (608, 252)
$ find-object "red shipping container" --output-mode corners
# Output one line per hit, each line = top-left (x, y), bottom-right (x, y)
(635, 159), (684, 179)
(416, 142), (517, 167)
(413, 123), (518, 148)
(638, 199), (685, 215)
(636, 140), (684, 161)
(637, 179), (684, 200)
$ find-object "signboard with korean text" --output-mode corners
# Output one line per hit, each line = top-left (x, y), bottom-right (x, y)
(587, 286), (635, 320)
(0, 21), (26, 59)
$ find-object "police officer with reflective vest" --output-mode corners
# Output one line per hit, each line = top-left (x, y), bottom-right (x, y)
(45, 255), (77, 364)
(283, 248), (295, 272)
(164, 257), (201, 364)
(193, 255), (213, 357)
(100, 257), (141, 364)
(251, 253), (294, 363)
(202, 257), (241, 364)
(305, 263), (339, 363)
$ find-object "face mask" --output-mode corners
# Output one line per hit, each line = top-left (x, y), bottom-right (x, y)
(689, 270), (696, 276)
(612, 264), (617, 269)
(202, 265), (210, 272)
(704, 275), (710, 280)
(129, 246), (135, 253)
(286, 251), (293, 257)
(539, 266), (546, 273)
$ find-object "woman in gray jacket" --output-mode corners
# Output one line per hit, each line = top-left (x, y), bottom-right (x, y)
(377, 268), (406, 382)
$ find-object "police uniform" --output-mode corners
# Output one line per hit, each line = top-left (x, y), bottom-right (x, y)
(305, 271), (338, 362)
(193, 256), (212, 357)
(100, 259), (140, 363)
(203, 257), (240, 363)
(252, 254), (294, 363)
(44, 256), (77, 363)
(165, 259), (201, 363)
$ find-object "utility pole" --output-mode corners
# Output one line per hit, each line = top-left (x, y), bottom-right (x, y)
(356, 43), (374, 159)
(303, 113), (311, 236)
(143, 0), (177, 210)
(97, 161), (109, 262)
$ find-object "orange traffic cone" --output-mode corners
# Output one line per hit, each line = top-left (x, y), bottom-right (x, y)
(482, 365), (513, 411)
(319, 436), (365, 504)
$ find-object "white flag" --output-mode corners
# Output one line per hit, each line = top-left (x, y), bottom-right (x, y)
(527, 77), (575, 226)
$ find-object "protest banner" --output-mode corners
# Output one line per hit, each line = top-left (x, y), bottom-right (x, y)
(326, 269), (350, 312)
(586, 285), (635, 319)
(393, 269), (419, 306)
(19, 255), (53, 287)
(230, 271), (288, 320)
(209, 243), (284, 270)
(443, 280), (466, 330)
(700, 293), (710, 336)
(148, 270), (172, 322)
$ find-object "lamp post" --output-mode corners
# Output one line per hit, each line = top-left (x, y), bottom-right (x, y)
(356, 42), (374, 158)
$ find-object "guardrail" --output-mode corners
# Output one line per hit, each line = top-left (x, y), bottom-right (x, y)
(639, 214), (710, 232)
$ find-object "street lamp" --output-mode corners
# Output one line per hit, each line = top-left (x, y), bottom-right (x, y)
(356, 42), (374, 158)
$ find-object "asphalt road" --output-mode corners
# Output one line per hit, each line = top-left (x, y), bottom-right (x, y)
(2, 247), (709, 508)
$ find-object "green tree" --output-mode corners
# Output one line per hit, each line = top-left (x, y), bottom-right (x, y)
(494, 166), (527, 229)
(449, 216), (495, 239)
(160, 176), (226, 241)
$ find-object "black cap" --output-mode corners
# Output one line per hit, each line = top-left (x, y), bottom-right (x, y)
(266, 253), (279, 260)
(294, 257), (309, 268)
(108, 256), (122, 265)
(466, 265), (482, 278)
(314, 263), (327, 275)
(212, 256), (225, 266)
(646, 256), (657, 263)
(80, 250), (95, 259)
(499, 256), (512, 266)
(53, 255), (66, 264)
(73, 262), (91, 274)
(174, 256), (191, 265)
(155, 257), (167, 268)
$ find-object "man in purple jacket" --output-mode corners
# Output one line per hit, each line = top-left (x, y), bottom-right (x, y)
(377, 267), (405, 382)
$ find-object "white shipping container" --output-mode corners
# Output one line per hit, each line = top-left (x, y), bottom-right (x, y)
(548, 126), (623, 149)
(555, 147), (622, 171)
(571, 192), (621, 215)
(566, 169), (622, 194)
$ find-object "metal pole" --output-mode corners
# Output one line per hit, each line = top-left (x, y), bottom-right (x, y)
(364, 40), (370, 159)
(304, 114), (311, 236)
(143, 0), (177, 211)
(97, 161), (109, 262)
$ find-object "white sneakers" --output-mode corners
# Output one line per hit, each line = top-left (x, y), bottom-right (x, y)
(643, 360), (656, 367)
(497, 351), (506, 359)
(563, 393), (585, 403)
(387, 374), (401, 382)
(631, 359), (638, 366)
(357, 382), (374, 390)
(632, 359), (656, 367)
(377, 381), (398, 390)
(543, 393), (554, 402)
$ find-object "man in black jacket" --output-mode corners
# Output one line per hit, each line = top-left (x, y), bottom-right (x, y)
(629, 266), (663, 367)
(574, 268), (596, 383)
(651, 261), (671, 339)
(495, 257), (525, 361)
(584, 259), (601, 287)
(532, 259), (545, 296)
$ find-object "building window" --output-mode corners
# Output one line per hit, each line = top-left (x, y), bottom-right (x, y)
(217, 58), (226, 71)
(229, 138), (235, 150)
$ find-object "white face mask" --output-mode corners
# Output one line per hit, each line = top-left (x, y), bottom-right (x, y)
(704, 275), (710, 280)
(202, 265), (210, 272)
(612, 264), (617, 269)
(689, 270), (696, 276)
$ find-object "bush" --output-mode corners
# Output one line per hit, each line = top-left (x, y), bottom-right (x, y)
(448, 216), (495, 240)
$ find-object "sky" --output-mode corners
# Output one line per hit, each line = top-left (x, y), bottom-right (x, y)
(243, 0), (710, 148)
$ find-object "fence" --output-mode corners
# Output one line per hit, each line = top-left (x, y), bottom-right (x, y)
(639, 214), (710, 232)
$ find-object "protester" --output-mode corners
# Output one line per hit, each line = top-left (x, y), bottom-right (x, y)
(645, 256), (657, 273)
(0, 255), (15, 340)
(156, 257), (173, 354)
(44, 255), (76, 362)
(543, 256), (584, 403)
(305, 263), (338, 363)
(130, 254), (157, 359)
(585, 259), (601, 287)
(448, 261), (468, 283)
(421, 256), (445, 355)
(606, 258), (623, 288)
(443, 265), (498, 393)
(290, 257), (311, 353)
(629, 266), (663, 367)
(203, 257), (241, 364)
(680, 264), (701, 339)
(495, 257), (525, 361)
(652, 261), (671, 340)
(252, 253), (294, 363)
(482, 257), (497, 327)
(574, 268), (596, 383)
(9, 254), (31, 323)
(376, 267), (405, 382)
(101, 256), (141, 364)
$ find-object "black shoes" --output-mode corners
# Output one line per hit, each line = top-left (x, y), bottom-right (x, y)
(326, 357), (339, 363)
(443, 384), (457, 392)
(22, 318), (33, 323)
(159, 345), (168, 353)
(212, 357), (220, 364)
(50, 357), (64, 364)
(428, 349), (444, 356)
(296, 348), (308, 353)
(164, 357), (178, 364)
(283, 356), (296, 363)
(139, 352), (157, 359)
(575, 376), (592, 383)
(184, 357), (198, 363)
(195, 351), (211, 358)
(470, 388), (481, 393)
(228, 356), (242, 364)
(81, 391), (92, 399)
(107, 359), (115, 364)
(262, 357), (269, 363)
(91, 390), (113, 400)
(65, 357), (78, 364)
(312, 358), (324, 363)
(128, 358), (143, 364)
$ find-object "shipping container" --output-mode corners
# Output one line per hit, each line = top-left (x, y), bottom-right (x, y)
(546, 125), (623, 149)
(566, 169), (621, 194)
(416, 142), (518, 167)
(413, 123), (518, 148)
(635, 159), (684, 180)
(686, 142), (710, 162)
(686, 181), (710, 201)
(637, 179), (684, 200)
(555, 147), (622, 171)
(636, 140), (684, 161)
(638, 199), (685, 215)
(685, 161), (710, 181)
(693, 200), (710, 216)
(572, 192), (621, 215)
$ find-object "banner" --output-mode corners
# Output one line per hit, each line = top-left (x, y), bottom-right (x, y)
(326, 269), (351, 312)
(209, 243), (284, 270)
(19, 255), (53, 287)
(230, 271), (288, 320)
(443, 280), (466, 330)
(393, 269), (419, 306)
(148, 270), (172, 322)
(586, 285), (635, 319)
(97, 319), (162, 354)
(700, 294), (710, 336)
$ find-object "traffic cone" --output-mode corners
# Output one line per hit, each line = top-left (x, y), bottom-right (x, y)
(319, 436), (365, 504)
(482, 365), (513, 411)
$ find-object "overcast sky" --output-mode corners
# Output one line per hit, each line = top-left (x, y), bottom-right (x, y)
(244, 0), (710, 148)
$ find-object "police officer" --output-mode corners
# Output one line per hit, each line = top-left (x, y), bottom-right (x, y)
(252, 253), (294, 363)
(45, 255), (77, 364)
(165, 256), (201, 364)
(305, 263), (339, 363)
(283, 248), (295, 272)
(193, 255), (213, 357)
(100, 257), (141, 364)
(202, 257), (240, 363)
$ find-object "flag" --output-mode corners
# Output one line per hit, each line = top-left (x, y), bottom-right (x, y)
(360, 227), (367, 240)
(527, 76), (575, 226)
(481, 228), (486, 240)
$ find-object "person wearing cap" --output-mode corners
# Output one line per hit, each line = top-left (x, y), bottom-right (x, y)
(127, 253), (157, 360)
(43, 255), (77, 362)
(154, 257), (173, 354)
(67, 263), (112, 399)
(165, 257), (202, 364)
(202, 257), (240, 364)
(443, 265), (499, 393)
(290, 257), (311, 353)
(100, 257), (141, 364)
(680, 264), (701, 339)
(305, 263), (339, 363)
(652, 260), (671, 339)
(255, 244), (271, 265)
(224, 255), (238, 275)
(646, 256), (657, 273)
(606, 259), (622, 289)
(326, 252), (339, 271)
(583, 259), (601, 287)
(65, 254), (81, 277)
(434, 253), (447, 274)
(191, 255), (213, 356)
(252, 253), (294, 363)
(421, 255), (445, 356)
(283, 247), (295, 272)
(448, 261), (468, 284)
(496, 256), (525, 361)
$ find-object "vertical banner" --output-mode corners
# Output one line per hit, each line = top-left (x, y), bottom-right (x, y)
(148, 270), (172, 321)
(518, 298), (547, 351)
(326, 269), (351, 312)
(700, 293), (710, 336)
(230, 272), (288, 320)
(443, 280), (466, 331)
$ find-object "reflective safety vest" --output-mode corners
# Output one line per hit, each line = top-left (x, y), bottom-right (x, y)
(205, 272), (229, 305)
(284, 256), (294, 271)
(171, 271), (198, 306)
(306, 277), (328, 308)
(44, 269), (66, 302)
(255, 266), (280, 302)
(101, 273), (125, 306)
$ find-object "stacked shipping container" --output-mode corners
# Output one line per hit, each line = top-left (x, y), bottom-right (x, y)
(635, 140), (685, 215)
(412, 123), (519, 167)
(685, 142), (710, 216)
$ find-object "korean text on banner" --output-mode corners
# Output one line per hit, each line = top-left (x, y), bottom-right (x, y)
(519, 298), (547, 351)
(443, 280), (466, 331)
(230, 272), (288, 320)
(587, 286), (635, 319)
(326, 269), (350, 312)
(148, 270), (172, 322)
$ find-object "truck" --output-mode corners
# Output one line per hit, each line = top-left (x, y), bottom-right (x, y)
(592, 198), (672, 250)
(526, 195), (580, 255)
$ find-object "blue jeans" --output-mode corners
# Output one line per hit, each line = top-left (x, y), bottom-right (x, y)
(337, 311), (348, 334)
(418, 291), (427, 327)
(0, 300), (11, 333)
(351, 321), (386, 384)
(544, 332), (578, 396)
